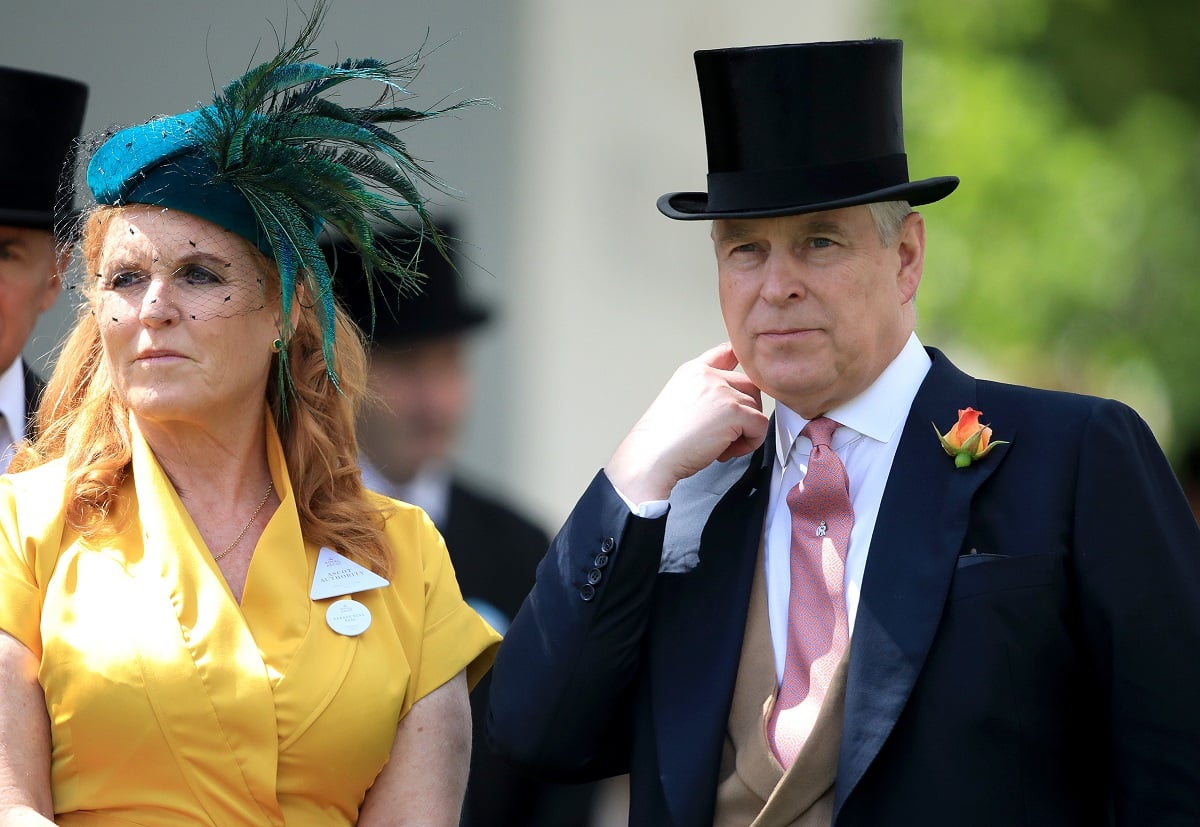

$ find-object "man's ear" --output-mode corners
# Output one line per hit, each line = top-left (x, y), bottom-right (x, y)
(896, 211), (925, 304)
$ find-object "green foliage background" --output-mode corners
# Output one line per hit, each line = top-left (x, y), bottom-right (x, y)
(884, 0), (1200, 467)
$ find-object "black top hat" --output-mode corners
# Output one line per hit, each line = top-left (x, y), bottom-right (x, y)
(658, 39), (958, 220)
(0, 66), (88, 229)
(326, 223), (491, 346)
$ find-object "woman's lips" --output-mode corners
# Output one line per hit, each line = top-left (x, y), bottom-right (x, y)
(136, 350), (184, 362)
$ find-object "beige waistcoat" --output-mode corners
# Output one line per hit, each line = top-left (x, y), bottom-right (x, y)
(712, 545), (850, 827)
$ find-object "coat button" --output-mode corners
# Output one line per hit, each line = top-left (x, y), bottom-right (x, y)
(587, 568), (603, 585)
(601, 537), (615, 553)
(580, 584), (596, 602)
(593, 553), (609, 569)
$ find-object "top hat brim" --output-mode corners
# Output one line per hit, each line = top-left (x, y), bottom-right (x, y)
(0, 206), (56, 230)
(657, 175), (960, 221)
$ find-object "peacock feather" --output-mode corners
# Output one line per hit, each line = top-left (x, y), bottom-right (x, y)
(185, 0), (482, 388)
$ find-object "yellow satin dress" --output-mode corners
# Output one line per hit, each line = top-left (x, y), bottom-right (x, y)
(0, 416), (501, 825)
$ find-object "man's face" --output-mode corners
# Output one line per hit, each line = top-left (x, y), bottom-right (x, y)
(357, 336), (471, 484)
(0, 225), (63, 371)
(713, 205), (924, 418)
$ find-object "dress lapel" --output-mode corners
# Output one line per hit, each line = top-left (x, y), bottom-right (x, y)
(833, 350), (1014, 817)
(650, 440), (773, 826)
(237, 414), (360, 752)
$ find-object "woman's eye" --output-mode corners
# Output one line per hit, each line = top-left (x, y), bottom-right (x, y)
(810, 237), (835, 249)
(107, 271), (143, 289)
(183, 264), (221, 285)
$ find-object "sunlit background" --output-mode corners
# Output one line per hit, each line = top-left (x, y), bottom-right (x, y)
(12, 0), (1200, 525)
(8, 1), (1200, 822)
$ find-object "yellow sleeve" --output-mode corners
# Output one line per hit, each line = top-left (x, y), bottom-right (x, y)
(401, 507), (502, 700)
(0, 494), (42, 655)
(0, 467), (68, 659)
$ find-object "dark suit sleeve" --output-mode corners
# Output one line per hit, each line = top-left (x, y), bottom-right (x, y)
(22, 362), (46, 441)
(487, 470), (666, 782)
(1073, 400), (1200, 823)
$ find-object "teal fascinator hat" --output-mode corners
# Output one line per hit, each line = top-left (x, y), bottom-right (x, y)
(87, 110), (277, 254)
(81, 0), (480, 387)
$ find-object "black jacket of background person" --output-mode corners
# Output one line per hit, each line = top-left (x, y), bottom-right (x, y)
(444, 477), (598, 827)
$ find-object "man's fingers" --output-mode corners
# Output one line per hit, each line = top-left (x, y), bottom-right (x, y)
(726, 375), (764, 410)
(699, 341), (739, 371)
(716, 411), (770, 463)
(714, 397), (770, 463)
(698, 342), (763, 404)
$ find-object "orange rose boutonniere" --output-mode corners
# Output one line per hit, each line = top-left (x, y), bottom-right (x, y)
(933, 407), (1007, 468)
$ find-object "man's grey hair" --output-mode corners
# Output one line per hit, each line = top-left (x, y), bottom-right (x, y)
(868, 200), (913, 245)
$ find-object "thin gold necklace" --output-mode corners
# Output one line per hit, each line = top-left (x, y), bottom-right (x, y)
(212, 481), (274, 562)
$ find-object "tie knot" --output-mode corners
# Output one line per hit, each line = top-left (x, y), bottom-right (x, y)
(802, 416), (839, 448)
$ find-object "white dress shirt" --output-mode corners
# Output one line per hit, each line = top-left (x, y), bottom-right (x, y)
(765, 333), (930, 679)
(0, 359), (29, 470)
(357, 455), (452, 529)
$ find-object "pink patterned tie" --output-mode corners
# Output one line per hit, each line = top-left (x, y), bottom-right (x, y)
(768, 416), (853, 768)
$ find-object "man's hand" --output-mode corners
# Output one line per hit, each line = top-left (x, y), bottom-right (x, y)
(605, 342), (768, 504)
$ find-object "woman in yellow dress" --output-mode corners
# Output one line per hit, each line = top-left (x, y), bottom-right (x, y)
(0, 6), (500, 825)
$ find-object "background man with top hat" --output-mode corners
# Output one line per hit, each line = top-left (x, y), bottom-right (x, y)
(487, 39), (1200, 825)
(328, 227), (599, 827)
(0, 66), (87, 468)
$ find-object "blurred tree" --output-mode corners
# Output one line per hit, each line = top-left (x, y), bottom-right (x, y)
(883, 0), (1200, 467)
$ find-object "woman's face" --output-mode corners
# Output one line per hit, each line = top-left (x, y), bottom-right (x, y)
(92, 206), (280, 429)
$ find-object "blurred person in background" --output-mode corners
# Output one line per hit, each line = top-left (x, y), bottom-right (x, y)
(0, 66), (87, 467)
(329, 226), (599, 827)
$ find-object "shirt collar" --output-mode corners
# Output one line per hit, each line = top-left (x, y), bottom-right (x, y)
(774, 332), (932, 466)
(0, 358), (29, 444)
(358, 454), (452, 528)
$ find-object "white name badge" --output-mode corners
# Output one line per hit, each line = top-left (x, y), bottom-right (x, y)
(310, 546), (389, 600)
(326, 599), (372, 637)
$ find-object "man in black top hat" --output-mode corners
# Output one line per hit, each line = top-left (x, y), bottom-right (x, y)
(328, 229), (598, 827)
(488, 40), (1200, 825)
(0, 66), (87, 466)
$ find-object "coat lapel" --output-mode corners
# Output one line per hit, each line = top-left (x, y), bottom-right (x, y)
(22, 360), (44, 439)
(834, 349), (1014, 817)
(650, 439), (773, 827)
